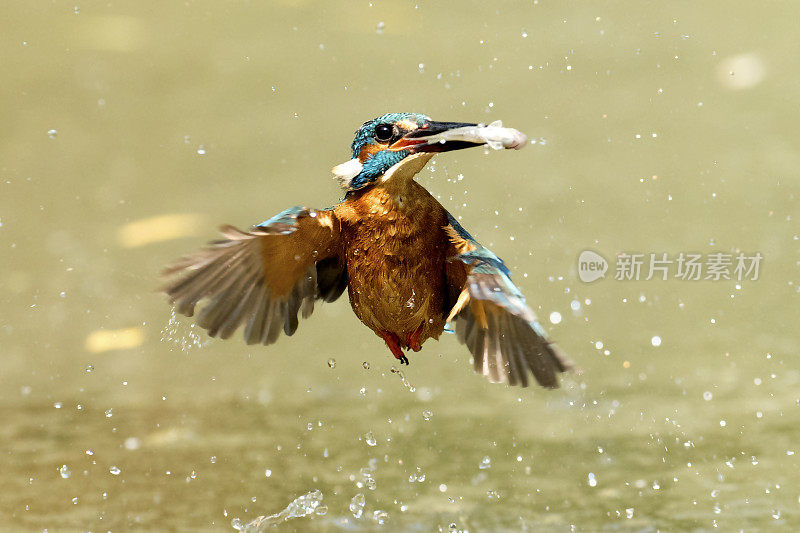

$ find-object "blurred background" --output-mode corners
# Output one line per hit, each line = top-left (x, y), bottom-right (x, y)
(2, 1), (799, 530)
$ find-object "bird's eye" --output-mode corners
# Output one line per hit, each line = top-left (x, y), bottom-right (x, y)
(374, 124), (394, 142)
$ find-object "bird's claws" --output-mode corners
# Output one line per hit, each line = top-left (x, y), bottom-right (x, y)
(380, 331), (409, 365)
(407, 324), (423, 352)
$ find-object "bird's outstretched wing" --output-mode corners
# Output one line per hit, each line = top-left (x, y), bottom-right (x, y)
(443, 212), (573, 388)
(161, 206), (347, 345)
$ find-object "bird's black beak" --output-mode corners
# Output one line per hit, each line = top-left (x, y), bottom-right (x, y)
(389, 121), (484, 153)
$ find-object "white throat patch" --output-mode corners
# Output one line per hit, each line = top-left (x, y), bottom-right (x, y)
(380, 152), (434, 183)
(331, 158), (363, 189)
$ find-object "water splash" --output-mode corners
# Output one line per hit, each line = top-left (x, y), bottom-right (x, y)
(408, 466), (426, 483)
(390, 367), (416, 392)
(161, 309), (209, 352)
(233, 490), (323, 531)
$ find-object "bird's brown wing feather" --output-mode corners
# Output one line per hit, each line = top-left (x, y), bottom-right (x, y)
(161, 206), (346, 345)
(443, 212), (573, 388)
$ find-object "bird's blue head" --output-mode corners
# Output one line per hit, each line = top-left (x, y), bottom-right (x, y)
(332, 112), (483, 193)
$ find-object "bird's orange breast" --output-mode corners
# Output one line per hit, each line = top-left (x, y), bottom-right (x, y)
(335, 180), (449, 346)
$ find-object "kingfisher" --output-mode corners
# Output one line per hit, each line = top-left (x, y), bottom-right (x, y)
(162, 113), (573, 388)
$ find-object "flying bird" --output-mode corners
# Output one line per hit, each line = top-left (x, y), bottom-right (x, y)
(162, 113), (573, 388)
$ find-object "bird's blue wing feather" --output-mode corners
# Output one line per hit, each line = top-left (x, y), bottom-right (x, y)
(444, 211), (572, 388)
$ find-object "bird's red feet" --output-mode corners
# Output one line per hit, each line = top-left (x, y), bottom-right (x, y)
(407, 323), (424, 352)
(379, 331), (409, 365)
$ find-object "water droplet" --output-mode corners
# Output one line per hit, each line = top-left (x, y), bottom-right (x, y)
(362, 362), (370, 370)
(408, 466), (426, 482)
(372, 510), (389, 524)
(703, 391), (713, 401)
(422, 409), (433, 421)
(365, 432), (377, 446)
(479, 456), (492, 469)
(109, 466), (121, 475)
(59, 464), (71, 479)
(588, 472), (598, 487)
(418, 63), (425, 73)
(549, 311), (562, 324)
(47, 129), (58, 138)
(327, 359), (336, 368)
(104, 408), (113, 418)
(376, 21), (385, 34)
(350, 493), (365, 518)
(651, 335), (662, 347)
(265, 468), (272, 477)
(210, 456), (217, 463)
(196, 145), (207, 155)
(72, 497), (79, 505)
(405, 291), (415, 308)
(85, 364), (94, 373)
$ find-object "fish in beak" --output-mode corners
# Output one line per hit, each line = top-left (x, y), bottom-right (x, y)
(390, 120), (528, 153)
